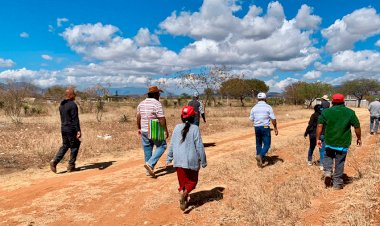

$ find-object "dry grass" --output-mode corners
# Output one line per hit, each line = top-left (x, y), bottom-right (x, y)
(1, 100), (378, 225)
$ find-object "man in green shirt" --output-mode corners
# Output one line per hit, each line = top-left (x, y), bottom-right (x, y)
(316, 93), (362, 190)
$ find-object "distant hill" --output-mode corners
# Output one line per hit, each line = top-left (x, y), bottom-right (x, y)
(108, 87), (147, 96)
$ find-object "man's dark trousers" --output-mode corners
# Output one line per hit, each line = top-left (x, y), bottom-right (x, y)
(53, 131), (81, 167)
(323, 147), (347, 187)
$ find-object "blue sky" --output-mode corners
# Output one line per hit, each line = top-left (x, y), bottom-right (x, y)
(0, 0), (380, 93)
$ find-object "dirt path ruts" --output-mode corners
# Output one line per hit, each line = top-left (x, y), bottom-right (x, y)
(0, 111), (374, 225)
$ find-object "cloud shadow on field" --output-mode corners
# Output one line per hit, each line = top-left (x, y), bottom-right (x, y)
(58, 161), (116, 174)
(262, 155), (284, 168)
(203, 142), (216, 147)
(153, 165), (176, 178)
(184, 187), (225, 214)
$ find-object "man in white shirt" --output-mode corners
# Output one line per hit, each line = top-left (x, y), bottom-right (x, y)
(249, 92), (278, 168)
(368, 97), (380, 135)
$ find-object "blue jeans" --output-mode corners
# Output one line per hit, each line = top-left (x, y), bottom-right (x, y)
(254, 126), (271, 158)
(141, 132), (167, 168)
(307, 135), (325, 166)
(370, 116), (379, 133)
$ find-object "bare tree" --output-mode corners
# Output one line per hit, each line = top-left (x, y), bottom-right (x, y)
(0, 79), (37, 123)
(339, 79), (380, 107)
(176, 65), (235, 108)
(79, 84), (110, 122)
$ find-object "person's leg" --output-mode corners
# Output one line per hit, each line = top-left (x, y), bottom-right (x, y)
(68, 132), (81, 171)
(320, 135), (326, 169)
(370, 116), (375, 134)
(260, 127), (271, 158)
(323, 147), (335, 187)
(254, 127), (263, 156)
(141, 132), (154, 164)
(374, 117), (379, 133)
(53, 132), (70, 164)
(333, 151), (347, 189)
(147, 140), (167, 169)
(307, 135), (317, 163)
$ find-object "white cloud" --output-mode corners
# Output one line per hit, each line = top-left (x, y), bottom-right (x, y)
(322, 7), (380, 53)
(303, 70), (321, 79)
(48, 25), (55, 33)
(57, 18), (69, 27)
(0, 68), (37, 79)
(134, 28), (160, 46)
(0, 58), (15, 68)
(294, 5), (321, 30)
(317, 50), (380, 72)
(41, 54), (53, 61)
(376, 39), (380, 47)
(20, 32), (29, 38)
(265, 77), (299, 92)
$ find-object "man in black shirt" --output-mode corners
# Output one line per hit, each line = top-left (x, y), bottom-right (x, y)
(188, 92), (206, 126)
(50, 87), (81, 173)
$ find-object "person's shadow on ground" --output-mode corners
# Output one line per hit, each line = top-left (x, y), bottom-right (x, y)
(184, 187), (225, 214)
(58, 161), (116, 174)
(262, 155), (284, 168)
(153, 165), (176, 178)
(203, 142), (216, 147)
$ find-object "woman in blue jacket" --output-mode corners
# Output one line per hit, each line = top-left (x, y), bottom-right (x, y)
(166, 106), (207, 211)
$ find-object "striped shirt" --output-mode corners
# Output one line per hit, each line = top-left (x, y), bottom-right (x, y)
(137, 98), (165, 132)
(249, 101), (276, 127)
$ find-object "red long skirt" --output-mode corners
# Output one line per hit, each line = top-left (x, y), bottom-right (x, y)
(176, 167), (199, 193)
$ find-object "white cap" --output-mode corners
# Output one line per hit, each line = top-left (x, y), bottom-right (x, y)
(193, 92), (199, 97)
(322, 95), (329, 100)
(257, 92), (266, 99)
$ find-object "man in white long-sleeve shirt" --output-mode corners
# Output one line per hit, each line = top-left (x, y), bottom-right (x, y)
(249, 92), (278, 168)
(368, 97), (380, 135)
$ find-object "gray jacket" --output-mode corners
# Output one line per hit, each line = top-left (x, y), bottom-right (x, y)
(368, 100), (380, 117)
(166, 123), (207, 170)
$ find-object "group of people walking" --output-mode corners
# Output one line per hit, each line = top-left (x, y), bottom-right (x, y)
(49, 85), (376, 210)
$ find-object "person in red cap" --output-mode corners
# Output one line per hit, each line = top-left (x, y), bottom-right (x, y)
(137, 86), (169, 177)
(316, 93), (361, 190)
(166, 106), (207, 211)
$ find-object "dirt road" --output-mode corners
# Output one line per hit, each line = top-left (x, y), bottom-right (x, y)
(0, 109), (378, 225)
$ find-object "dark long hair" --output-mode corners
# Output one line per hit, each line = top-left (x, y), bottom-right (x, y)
(181, 115), (195, 143)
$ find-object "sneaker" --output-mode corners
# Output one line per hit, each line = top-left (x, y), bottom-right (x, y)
(144, 164), (156, 177)
(67, 164), (75, 173)
(333, 185), (343, 190)
(255, 155), (263, 168)
(370, 131), (374, 135)
(49, 160), (57, 173)
(319, 166), (324, 171)
(324, 174), (332, 188)
(307, 161), (312, 166)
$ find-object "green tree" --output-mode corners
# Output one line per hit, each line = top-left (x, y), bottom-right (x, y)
(283, 81), (305, 105)
(44, 85), (66, 101)
(299, 82), (333, 108)
(220, 78), (268, 106)
(339, 79), (380, 107)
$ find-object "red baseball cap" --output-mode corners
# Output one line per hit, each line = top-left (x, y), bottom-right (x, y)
(181, 106), (196, 118)
(332, 93), (345, 103)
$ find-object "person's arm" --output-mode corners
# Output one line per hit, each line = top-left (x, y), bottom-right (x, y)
(136, 113), (142, 136)
(72, 103), (81, 138)
(199, 102), (206, 122)
(304, 114), (315, 138)
(316, 124), (323, 148)
(158, 117), (169, 139)
(271, 119), (278, 136)
(351, 113), (361, 146)
(194, 128), (207, 168)
(249, 108), (254, 122)
(355, 127), (362, 146)
(166, 128), (175, 166)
